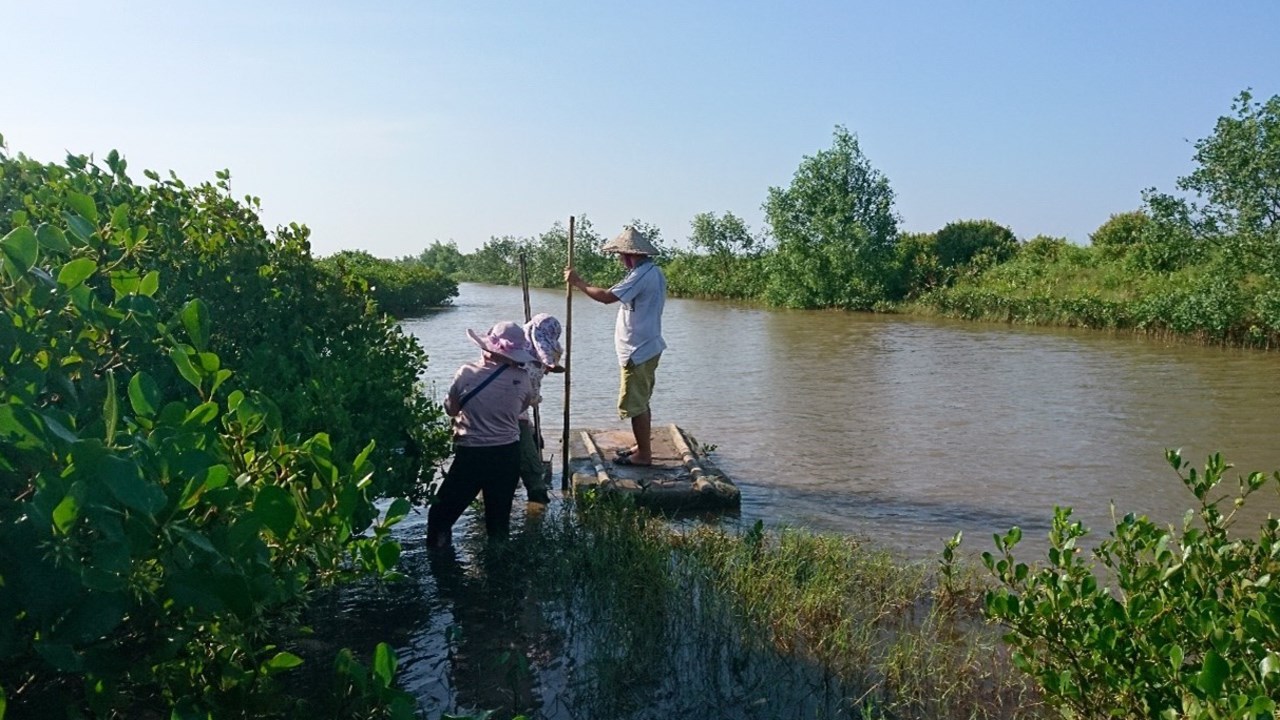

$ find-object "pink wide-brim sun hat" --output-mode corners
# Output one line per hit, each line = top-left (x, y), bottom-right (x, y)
(467, 321), (536, 364)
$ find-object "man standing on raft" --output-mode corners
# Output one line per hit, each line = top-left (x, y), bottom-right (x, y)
(564, 226), (667, 466)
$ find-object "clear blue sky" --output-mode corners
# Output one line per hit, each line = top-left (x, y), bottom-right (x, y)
(3, 1), (1278, 257)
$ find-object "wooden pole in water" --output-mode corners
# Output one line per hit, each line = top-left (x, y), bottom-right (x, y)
(561, 216), (574, 491)
(518, 253), (544, 453)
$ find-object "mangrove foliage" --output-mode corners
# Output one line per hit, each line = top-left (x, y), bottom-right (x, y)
(0, 138), (452, 716)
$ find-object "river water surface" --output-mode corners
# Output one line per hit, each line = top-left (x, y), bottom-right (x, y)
(402, 282), (1280, 557)
(306, 282), (1280, 719)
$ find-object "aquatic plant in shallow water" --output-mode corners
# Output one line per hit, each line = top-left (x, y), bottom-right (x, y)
(464, 494), (1043, 719)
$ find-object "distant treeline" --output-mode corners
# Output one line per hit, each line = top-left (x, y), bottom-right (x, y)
(426, 90), (1280, 348)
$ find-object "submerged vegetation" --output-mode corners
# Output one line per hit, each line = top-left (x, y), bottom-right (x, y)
(370, 494), (1041, 719)
(445, 90), (1280, 348)
(326, 453), (1278, 719)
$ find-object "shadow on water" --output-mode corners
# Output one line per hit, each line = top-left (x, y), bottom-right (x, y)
(300, 504), (882, 720)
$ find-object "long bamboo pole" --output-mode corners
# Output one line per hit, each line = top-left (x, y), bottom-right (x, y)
(561, 216), (574, 491)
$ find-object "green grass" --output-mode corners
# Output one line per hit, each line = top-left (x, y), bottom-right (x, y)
(499, 495), (1045, 719)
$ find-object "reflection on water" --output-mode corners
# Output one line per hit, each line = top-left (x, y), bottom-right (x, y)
(404, 283), (1280, 557)
(306, 506), (881, 720)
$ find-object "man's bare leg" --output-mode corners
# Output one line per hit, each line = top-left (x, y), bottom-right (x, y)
(627, 411), (652, 465)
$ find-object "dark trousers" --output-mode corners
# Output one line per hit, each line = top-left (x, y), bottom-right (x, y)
(426, 442), (520, 547)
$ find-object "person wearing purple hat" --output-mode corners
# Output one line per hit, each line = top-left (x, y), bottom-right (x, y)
(426, 321), (538, 547)
(564, 226), (667, 466)
(518, 313), (564, 505)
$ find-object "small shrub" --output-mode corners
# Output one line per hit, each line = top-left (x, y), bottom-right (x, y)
(1089, 211), (1151, 259)
(983, 451), (1280, 719)
(935, 219), (1018, 272)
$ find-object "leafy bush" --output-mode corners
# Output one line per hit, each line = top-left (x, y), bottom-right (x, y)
(663, 212), (767, 300)
(934, 219), (1018, 273)
(1089, 210), (1151, 259)
(1018, 235), (1074, 263)
(0, 191), (409, 714)
(0, 137), (459, 714)
(413, 239), (466, 277)
(0, 146), (450, 501)
(317, 249), (458, 318)
(888, 231), (942, 300)
(1130, 191), (1210, 273)
(983, 451), (1280, 719)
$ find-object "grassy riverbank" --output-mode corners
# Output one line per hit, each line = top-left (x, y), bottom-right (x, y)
(904, 241), (1280, 348)
(472, 495), (1045, 719)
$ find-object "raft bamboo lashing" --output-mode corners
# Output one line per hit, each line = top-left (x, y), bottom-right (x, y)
(564, 424), (740, 511)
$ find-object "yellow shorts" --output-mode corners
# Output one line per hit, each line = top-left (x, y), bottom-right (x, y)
(618, 354), (661, 419)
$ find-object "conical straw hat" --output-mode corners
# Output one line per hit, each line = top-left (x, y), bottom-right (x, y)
(601, 226), (659, 256)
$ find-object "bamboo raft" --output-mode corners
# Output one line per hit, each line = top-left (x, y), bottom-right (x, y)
(563, 424), (740, 511)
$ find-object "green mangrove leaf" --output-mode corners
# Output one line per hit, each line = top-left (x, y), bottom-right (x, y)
(196, 352), (219, 373)
(1, 226), (38, 281)
(353, 439), (376, 476)
(383, 497), (411, 527)
(1262, 652), (1280, 678)
(210, 368), (232, 396)
(173, 526), (219, 555)
(102, 456), (166, 515)
(138, 270), (159, 297)
(0, 405), (46, 449)
(255, 485), (297, 538)
(57, 257), (97, 289)
(103, 370), (118, 445)
(1196, 650), (1228, 696)
(184, 402), (219, 426)
(52, 493), (80, 534)
(66, 191), (98, 223)
(128, 371), (162, 417)
(202, 465), (229, 491)
(181, 298), (210, 352)
(373, 642), (397, 687)
(64, 213), (95, 243)
(264, 651), (304, 673)
(34, 641), (83, 673)
(110, 203), (129, 228)
(375, 541), (401, 573)
(110, 270), (141, 298)
(40, 412), (79, 446)
(170, 348), (202, 393)
(35, 223), (71, 254)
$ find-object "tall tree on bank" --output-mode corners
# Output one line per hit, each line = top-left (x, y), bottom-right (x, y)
(1141, 90), (1280, 275)
(763, 126), (899, 309)
(1181, 90), (1280, 241)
